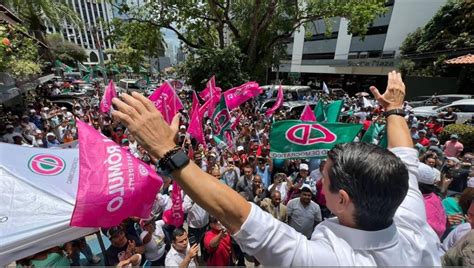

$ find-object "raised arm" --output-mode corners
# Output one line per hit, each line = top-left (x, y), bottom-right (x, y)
(112, 93), (251, 234)
(369, 71), (412, 149)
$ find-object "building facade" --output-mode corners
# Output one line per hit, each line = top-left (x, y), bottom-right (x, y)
(45, 0), (115, 65)
(279, 0), (447, 93)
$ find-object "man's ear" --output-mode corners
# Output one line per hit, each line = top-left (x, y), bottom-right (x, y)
(338, 189), (352, 208)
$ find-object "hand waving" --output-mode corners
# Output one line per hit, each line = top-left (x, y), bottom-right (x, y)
(370, 71), (405, 111)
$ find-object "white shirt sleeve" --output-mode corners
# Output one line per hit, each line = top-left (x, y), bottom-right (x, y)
(313, 203), (322, 222)
(232, 203), (337, 266)
(183, 195), (193, 213)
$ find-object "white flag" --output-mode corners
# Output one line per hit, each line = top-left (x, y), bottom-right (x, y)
(323, 82), (330, 94)
(363, 97), (373, 108)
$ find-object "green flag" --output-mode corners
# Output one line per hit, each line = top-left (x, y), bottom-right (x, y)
(78, 62), (89, 73)
(110, 65), (120, 73)
(314, 100), (325, 122)
(270, 120), (363, 159)
(82, 72), (92, 83)
(211, 95), (231, 140)
(55, 60), (73, 72)
(139, 66), (147, 73)
(325, 100), (344, 123)
(361, 123), (385, 144)
(379, 129), (388, 148)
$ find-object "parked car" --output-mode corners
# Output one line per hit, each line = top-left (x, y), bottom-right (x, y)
(420, 94), (472, 107)
(411, 99), (474, 124)
(282, 101), (318, 115)
(407, 95), (432, 108)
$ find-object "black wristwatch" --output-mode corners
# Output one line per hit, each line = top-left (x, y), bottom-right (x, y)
(383, 108), (406, 118)
(158, 147), (190, 175)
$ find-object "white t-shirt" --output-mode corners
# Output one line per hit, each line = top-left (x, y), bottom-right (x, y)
(287, 198), (322, 239)
(232, 148), (442, 266)
(139, 221), (166, 261)
(268, 182), (289, 202)
(183, 195), (209, 229)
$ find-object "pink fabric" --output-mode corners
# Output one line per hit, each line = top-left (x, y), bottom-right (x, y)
(99, 80), (117, 113)
(223, 82), (262, 110)
(199, 92), (221, 118)
(424, 192), (447, 238)
(199, 76), (221, 101)
(444, 140), (464, 157)
(300, 104), (317, 121)
(170, 181), (184, 227)
(148, 82), (184, 124)
(265, 85), (283, 117)
(71, 120), (163, 227)
(231, 113), (242, 130)
(188, 92), (206, 145)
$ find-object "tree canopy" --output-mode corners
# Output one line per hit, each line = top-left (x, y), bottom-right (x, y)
(46, 33), (88, 65)
(112, 0), (387, 89)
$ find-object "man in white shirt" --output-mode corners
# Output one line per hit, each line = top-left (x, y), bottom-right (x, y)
(112, 71), (442, 266)
(287, 185), (322, 239)
(183, 195), (209, 247)
(165, 228), (199, 267)
(442, 200), (473, 252)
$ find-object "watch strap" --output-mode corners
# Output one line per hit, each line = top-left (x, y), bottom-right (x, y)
(158, 147), (189, 174)
(383, 108), (406, 118)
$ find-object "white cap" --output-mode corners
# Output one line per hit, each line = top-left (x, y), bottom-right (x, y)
(61, 107), (67, 110)
(468, 178), (474, 188)
(299, 163), (309, 171)
(46, 132), (55, 137)
(29, 109), (36, 113)
(299, 184), (315, 194)
(446, 157), (460, 164)
(417, 162), (440, 185)
(237, 146), (244, 151)
(180, 125), (186, 130)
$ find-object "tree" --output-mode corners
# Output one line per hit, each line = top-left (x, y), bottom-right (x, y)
(177, 45), (249, 90)
(3, 0), (81, 46)
(113, 0), (387, 88)
(0, 23), (43, 80)
(46, 33), (87, 65)
(105, 43), (145, 72)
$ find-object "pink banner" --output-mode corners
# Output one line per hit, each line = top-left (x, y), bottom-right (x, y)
(170, 181), (184, 227)
(231, 113), (242, 130)
(265, 85), (283, 117)
(71, 120), (163, 227)
(99, 80), (117, 114)
(199, 92), (220, 119)
(223, 82), (262, 110)
(300, 104), (317, 121)
(225, 131), (234, 149)
(149, 82), (184, 124)
(188, 92), (206, 145)
(199, 76), (221, 101)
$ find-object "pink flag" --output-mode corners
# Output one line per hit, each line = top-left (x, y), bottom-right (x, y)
(170, 181), (184, 227)
(199, 92), (220, 118)
(71, 120), (163, 227)
(225, 131), (234, 149)
(199, 76), (221, 101)
(300, 104), (317, 121)
(223, 82), (262, 110)
(99, 80), (117, 114)
(188, 92), (206, 145)
(231, 113), (242, 130)
(265, 85), (283, 117)
(149, 82), (184, 124)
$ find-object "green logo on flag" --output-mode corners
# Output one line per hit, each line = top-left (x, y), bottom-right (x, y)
(270, 120), (362, 159)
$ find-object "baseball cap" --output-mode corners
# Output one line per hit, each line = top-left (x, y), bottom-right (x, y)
(299, 163), (309, 171)
(121, 138), (129, 144)
(299, 184), (315, 194)
(61, 107), (67, 111)
(107, 226), (124, 239)
(446, 157), (460, 164)
(237, 146), (244, 151)
(116, 126), (123, 131)
(180, 125), (186, 130)
(418, 129), (427, 134)
(29, 109), (36, 113)
(450, 134), (459, 139)
(429, 137), (439, 143)
(46, 132), (55, 137)
(417, 162), (440, 185)
(209, 152), (217, 158)
(411, 134), (419, 140)
(410, 124), (417, 128)
(6, 124), (14, 129)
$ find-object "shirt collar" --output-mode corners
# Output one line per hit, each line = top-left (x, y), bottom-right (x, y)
(321, 218), (399, 250)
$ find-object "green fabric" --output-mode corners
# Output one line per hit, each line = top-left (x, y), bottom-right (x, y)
(314, 99), (325, 122)
(211, 96), (231, 141)
(270, 120), (362, 159)
(442, 196), (465, 229)
(325, 100), (344, 123)
(361, 123), (385, 144)
(30, 253), (70, 267)
(55, 60), (73, 73)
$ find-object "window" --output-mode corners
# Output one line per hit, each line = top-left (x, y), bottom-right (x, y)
(305, 32), (339, 41)
(302, 53), (335, 60)
(353, 25), (388, 37)
(89, 52), (99, 62)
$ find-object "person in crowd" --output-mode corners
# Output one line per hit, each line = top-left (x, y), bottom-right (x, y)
(442, 188), (474, 231)
(111, 71), (442, 265)
(287, 163), (316, 201)
(2, 124), (20, 143)
(248, 174), (268, 205)
(255, 156), (273, 188)
(220, 157), (240, 189)
(165, 228), (198, 267)
(418, 129), (430, 147)
(111, 126), (127, 145)
(139, 217), (167, 266)
(45, 132), (60, 148)
(235, 164), (254, 195)
(444, 134), (464, 158)
(287, 185), (322, 239)
(104, 226), (144, 267)
(442, 199), (474, 258)
(268, 173), (292, 205)
(203, 216), (232, 266)
(441, 107), (458, 125)
(443, 156), (470, 193)
(183, 194), (209, 252)
(260, 190), (288, 222)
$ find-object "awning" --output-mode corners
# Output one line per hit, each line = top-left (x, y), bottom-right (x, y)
(445, 54), (474, 65)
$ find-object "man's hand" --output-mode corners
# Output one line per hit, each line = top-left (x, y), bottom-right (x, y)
(112, 92), (179, 158)
(370, 71), (405, 111)
(185, 243), (199, 261)
(126, 240), (136, 255)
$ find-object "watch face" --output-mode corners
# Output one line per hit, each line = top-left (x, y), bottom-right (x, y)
(168, 150), (190, 170)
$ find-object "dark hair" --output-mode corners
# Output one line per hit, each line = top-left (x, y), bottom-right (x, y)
(459, 188), (474, 214)
(327, 142), (409, 231)
(300, 186), (313, 195)
(172, 227), (186, 242)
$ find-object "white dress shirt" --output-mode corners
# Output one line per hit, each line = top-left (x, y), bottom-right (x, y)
(232, 148), (442, 265)
(165, 244), (197, 267)
(183, 195), (209, 229)
(442, 222), (471, 252)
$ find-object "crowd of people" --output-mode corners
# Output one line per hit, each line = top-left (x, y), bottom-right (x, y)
(2, 73), (473, 267)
